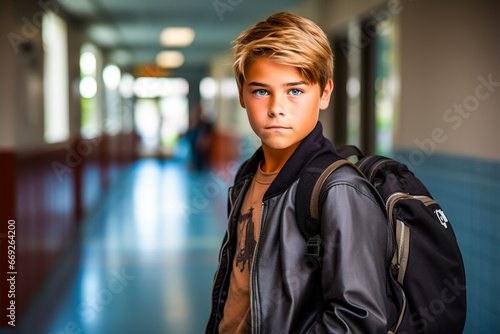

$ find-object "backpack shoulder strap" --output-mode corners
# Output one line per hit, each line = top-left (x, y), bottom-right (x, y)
(310, 160), (366, 220)
(336, 144), (365, 160)
(295, 154), (366, 270)
(295, 151), (368, 321)
(295, 154), (340, 242)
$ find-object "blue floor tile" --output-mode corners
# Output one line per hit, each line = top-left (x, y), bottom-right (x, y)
(17, 159), (229, 334)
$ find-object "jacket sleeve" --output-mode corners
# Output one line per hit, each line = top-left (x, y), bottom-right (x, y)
(308, 168), (391, 334)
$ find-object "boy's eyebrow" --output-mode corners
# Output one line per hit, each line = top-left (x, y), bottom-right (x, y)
(247, 81), (309, 87)
(284, 81), (309, 87)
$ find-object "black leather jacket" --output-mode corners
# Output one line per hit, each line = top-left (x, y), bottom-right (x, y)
(206, 123), (392, 334)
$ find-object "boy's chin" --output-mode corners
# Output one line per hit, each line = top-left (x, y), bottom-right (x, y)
(261, 140), (300, 151)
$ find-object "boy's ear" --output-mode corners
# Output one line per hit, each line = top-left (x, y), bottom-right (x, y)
(239, 91), (246, 109)
(319, 79), (334, 110)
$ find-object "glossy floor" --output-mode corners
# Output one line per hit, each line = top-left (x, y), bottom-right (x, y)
(17, 158), (229, 334)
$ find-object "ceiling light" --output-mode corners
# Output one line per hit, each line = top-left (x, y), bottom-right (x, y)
(87, 24), (119, 47)
(160, 27), (195, 47)
(156, 51), (184, 69)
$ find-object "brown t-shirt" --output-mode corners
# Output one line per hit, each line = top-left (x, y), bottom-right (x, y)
(219, 162), (278, 334)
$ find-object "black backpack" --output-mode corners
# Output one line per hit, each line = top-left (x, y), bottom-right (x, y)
(295, 145), (467, 334)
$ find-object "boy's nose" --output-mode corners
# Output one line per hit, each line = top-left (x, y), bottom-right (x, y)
(268, 96), (285, 117)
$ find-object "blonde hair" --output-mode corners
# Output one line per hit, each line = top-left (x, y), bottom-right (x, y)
(232, 12), (333, 93)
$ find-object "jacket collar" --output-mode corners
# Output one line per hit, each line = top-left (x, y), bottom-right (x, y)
(235, 121), (337, 200)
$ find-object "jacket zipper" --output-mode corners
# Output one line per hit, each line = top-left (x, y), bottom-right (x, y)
(250, 201), (266, 334)
(207, 180), (250, 332)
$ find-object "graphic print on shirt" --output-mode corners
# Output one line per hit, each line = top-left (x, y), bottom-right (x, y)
(236, 206), (257, 273)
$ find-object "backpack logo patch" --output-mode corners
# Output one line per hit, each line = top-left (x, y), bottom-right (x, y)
(434, 209), (448, 229)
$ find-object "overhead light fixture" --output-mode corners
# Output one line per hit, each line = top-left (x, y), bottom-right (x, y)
(160, 27), (195, 47)
(156, 51), (184, 69)
(87, 24), (119, 47)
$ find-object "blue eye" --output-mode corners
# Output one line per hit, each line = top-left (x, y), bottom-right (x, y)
(254, 89), (268, 96)
(289, 89), (302, 96)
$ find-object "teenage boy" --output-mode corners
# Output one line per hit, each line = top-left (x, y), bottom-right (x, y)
(206, 12), (391, 334)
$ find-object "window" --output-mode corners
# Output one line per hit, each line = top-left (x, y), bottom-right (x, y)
(374, 20), (397, 156)
(133, 77), (189, 156)
(42, 11), (69, 143)
(334, 10), (398, 156)
(80, 43), (100, 138)
(103, 64), (122, 135)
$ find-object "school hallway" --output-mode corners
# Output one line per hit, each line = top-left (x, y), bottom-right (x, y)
(15, 155), (229, 334)
(1, 0), (500, 332)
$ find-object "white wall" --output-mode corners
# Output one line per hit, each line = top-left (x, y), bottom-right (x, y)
(320, 0), (387, 32)
(397, 0), (500, 160)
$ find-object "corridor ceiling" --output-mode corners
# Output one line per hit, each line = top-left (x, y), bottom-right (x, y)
(58, 0), (305, 74)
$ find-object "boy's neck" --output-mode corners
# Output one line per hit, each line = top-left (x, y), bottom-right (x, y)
(260, 141), (302, 173)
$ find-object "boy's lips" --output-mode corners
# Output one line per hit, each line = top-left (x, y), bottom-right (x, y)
(266, 125), (290, 130)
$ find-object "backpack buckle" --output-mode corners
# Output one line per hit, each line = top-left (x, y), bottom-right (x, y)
(305, 235), (323, 271)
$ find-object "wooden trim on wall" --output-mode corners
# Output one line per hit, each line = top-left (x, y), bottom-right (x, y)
(0, 132), (137, 329)
(0, 151), (16, 328)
